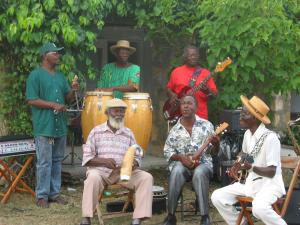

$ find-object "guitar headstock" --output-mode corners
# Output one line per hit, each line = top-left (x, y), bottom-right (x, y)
(214, 57), (232, 73)
(215, 122), (229, 135)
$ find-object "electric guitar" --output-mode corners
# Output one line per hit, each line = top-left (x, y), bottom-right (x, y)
(188, 122), (229, 167)
(163, 58), (232, 122)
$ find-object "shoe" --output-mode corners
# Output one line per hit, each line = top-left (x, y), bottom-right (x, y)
(200, 215), (210, 225)
(162, 214), (176, 225)
(36, 198), (49, 208)
(48, 196), (68, 205)
(80, 217), (91, 225)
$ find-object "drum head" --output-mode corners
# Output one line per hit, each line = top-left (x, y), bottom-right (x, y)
(152, 185), (164, 192)
(85, 91), (113, 96)
(123, 92), (150, 100)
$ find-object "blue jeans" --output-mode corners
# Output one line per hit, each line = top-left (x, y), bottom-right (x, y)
(35, 136), (66, 200)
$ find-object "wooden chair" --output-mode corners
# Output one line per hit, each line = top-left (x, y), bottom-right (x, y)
(0, 155), (35, 203)
(96, 183), (135, 225)
(235, 156), (300, 225)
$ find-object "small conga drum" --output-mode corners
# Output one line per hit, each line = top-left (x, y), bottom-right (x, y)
(123, 93), (153, 151)
(81, 91), (113, 143)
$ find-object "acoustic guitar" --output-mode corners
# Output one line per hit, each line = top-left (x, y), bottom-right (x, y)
(189, 122), (229, 167)
(163, 58), (232, 122)
(227, 152), (254, 183)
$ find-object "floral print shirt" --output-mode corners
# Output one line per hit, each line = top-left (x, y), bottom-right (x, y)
(164, 115), (214, 171)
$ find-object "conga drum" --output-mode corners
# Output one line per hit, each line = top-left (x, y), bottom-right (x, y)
(81, 91), (113, 143)
(123, 93), (153, 151)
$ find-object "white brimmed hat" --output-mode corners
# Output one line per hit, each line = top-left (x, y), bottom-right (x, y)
(240, 95), (271, 124)
(106, 98), (127, 110)
(110, 40), (136, 55)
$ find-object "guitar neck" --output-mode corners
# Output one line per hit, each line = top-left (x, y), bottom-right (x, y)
(189, 71), (214, 95)
(193, 133), (216, 159)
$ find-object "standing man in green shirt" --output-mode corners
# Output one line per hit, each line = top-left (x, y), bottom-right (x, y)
(96, 40), (140, 99)
(26, 42), (79, 208)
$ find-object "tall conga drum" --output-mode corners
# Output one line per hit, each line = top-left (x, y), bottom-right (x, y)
(123, 93), (153, 151)
(81, 91), (113, 143)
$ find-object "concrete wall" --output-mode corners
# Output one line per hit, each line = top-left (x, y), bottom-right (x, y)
(272, 93), (291, 132)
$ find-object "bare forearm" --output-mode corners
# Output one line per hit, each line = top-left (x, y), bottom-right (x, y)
(85, 158), (105, 167)
(113, 85), (137, 92)
(252, 165), (276, 178)
(170, 154), (183, 162)
(28, 99), (55, 109)
(167, 88), (177, 98)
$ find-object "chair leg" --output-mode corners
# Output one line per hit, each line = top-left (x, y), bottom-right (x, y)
(236, 201), (254, 225)
(122, 190), (134, 212)
(180, 193), (184, 221)
(96, 203), (104, 225)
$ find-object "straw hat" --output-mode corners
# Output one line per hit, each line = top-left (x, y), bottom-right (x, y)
(240, 95), (271, 124)
(110, 40), (136, 55)
(106, 98), (127, 110)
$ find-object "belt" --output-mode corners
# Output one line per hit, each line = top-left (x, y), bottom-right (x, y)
(252, 177), (263, 181)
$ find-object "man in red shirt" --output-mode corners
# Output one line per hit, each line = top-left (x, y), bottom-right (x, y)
(166, 45), (218, 120)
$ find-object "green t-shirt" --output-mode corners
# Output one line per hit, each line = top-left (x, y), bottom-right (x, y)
(26, 67), (70, 137)
(97, 63), (140, 98)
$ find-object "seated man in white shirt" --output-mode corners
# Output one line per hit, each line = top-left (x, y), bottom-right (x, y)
(211, 95), (286, 225)
(79, 98), (153, 225)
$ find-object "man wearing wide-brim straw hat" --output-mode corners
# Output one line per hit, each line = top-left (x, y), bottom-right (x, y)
(96, 40), (140, 99)
(211, 95), (287, 225)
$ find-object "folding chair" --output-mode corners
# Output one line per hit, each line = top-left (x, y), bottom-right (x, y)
(96, 183), (135, 225)
(0, 155), (35, 203)
(235, 156), (300, 225)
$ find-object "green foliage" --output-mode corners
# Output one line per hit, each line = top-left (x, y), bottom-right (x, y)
(0, 0), (113, 135)
(1, 0), (300, 135)
(198, 0), (300, 110)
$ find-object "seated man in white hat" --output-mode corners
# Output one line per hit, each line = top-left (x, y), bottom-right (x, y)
(211, 95), (287, 225)
(80, 98), (153, 225)
(96, 40), (140, 99)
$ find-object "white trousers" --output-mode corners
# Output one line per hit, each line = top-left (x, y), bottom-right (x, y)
(211, 182), (287, 225)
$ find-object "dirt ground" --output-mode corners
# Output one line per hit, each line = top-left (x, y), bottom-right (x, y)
(0, 169), (263, 225)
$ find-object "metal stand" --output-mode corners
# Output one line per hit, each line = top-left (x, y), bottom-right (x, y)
(63, 129), (82, 165)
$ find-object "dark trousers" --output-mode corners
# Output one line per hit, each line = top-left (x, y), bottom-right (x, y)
(167, 161), (212, 216)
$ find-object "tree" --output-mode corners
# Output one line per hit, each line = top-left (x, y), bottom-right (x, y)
(197, 0), (300, 108)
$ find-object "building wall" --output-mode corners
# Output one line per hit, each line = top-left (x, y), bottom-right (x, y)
(84, 26), (174, 156)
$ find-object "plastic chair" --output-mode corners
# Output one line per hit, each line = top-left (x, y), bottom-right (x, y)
(235, 156), (300, 225)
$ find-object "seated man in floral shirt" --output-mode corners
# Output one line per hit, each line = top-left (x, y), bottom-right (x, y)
(162, 95), (220, 225)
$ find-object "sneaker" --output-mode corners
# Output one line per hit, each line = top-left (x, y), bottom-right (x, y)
(36, 198), (49, 208)
(48, 196), (68, 205)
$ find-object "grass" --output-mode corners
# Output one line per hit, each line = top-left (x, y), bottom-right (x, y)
(0, 168), (266, 225)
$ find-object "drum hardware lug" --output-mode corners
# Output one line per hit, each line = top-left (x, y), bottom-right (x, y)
(82, 97), (86, 109)
(149, 98), (153, 111)
(97, 102), (102, 111)
(131, 103), (137, 112)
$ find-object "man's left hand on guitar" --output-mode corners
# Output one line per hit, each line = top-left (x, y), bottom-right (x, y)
(241, 161), (252, 171)
(209, 135), (220, 147)
(200, 86), (210, 95)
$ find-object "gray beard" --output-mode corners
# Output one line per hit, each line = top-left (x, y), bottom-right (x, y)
(108, 116), (124, 130)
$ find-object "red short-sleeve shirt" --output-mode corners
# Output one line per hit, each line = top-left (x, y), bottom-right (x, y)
(167, 65), (218, 120)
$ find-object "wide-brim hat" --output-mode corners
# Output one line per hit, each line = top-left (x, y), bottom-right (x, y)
(106, 98), (127, 110)
(240, 95), (271, 124)
(39, 42), (64, 56)
(110, 40), (136, 55)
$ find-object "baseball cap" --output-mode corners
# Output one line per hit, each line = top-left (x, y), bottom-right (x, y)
(39, 42), (64, 56)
